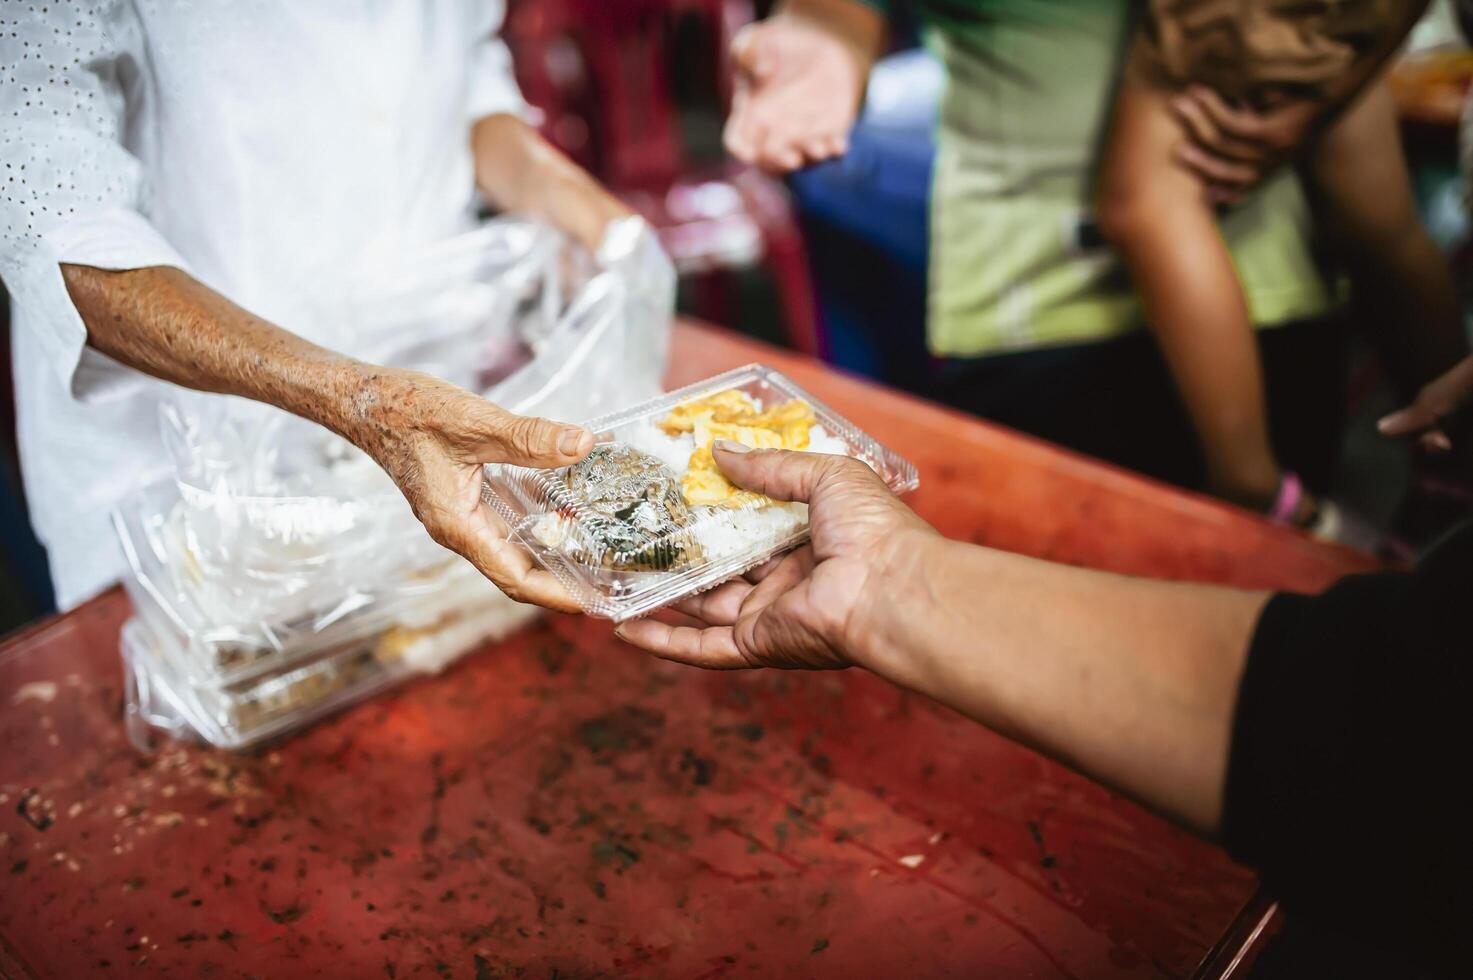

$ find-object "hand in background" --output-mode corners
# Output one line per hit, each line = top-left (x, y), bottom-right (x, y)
(1379, 355), (1473, 454)
(616, 442), (935, 669)
(723, 6), (877, 175)
(1169, 86), (1318, 203)
(472, 112), (633, 253)
(346, 367), (594, 610)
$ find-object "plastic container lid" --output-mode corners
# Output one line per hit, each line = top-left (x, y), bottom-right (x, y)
(482, 364), (918, 621)
(121, 616), (408, 751)
(120, 590), (538, 751)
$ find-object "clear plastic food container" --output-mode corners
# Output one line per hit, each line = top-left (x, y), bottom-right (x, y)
(481, 364), (918, 621)
(122, 618), (406, 751)
(121, 590), (538, 751)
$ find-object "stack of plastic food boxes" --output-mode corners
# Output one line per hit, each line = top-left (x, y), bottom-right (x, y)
(114, 467), (539, 752)
(109, 215), (677, 751)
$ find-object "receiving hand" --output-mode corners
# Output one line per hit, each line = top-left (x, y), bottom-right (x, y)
(1378, 355), (1473, 454)
(723, 16), (870, 174)
(345, 366), (594, 611)
(616, 442), (936, 669)
(1169, 86), (1319, 203)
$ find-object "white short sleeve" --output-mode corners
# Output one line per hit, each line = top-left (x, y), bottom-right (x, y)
(465, 5), (538, 124)
(0, 0), (192, 402)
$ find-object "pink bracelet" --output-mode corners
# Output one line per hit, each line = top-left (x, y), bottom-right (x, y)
(1268, 471), (1304, 525)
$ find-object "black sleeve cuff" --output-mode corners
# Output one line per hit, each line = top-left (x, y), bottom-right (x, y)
(1222, 527), (1473, 968)
(1221, 585), (1371, 893)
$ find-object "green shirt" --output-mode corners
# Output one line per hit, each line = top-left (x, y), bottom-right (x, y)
(860, 0), (1336, 356)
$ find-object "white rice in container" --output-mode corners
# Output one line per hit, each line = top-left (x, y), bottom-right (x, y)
(623, 424), (695, 473)
(615, 417), (850, 563)
(696, 500), (810, 560)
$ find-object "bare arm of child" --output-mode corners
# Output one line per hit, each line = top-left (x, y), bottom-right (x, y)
(1301, 79), (1467, 396)
(1096, 74), (1285, 508)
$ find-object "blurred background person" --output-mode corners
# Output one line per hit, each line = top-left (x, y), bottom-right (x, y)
(1096, 0), (1465, 531)
(725, 0), (1473, 553)
(725, 0), (1352, 513)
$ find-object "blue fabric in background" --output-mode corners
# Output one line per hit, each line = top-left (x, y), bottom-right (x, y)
(788, 49), (939, 390)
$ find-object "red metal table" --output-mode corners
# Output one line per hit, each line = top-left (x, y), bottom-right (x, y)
(0, 322), (1375, 979)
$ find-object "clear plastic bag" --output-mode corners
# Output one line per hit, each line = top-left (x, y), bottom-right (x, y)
(114, 478), (526, 686)
(152, 216), (671, 635)
(117, 215), (675, 749)
(482, 364), (919, 621)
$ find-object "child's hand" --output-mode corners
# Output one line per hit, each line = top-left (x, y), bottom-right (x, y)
(723, 15), (871, 174)
(1379, 356), (1473, 453)
(1169, 86), (1319, 202)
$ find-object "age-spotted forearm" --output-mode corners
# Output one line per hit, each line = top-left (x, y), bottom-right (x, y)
(61, 263), (374, 443)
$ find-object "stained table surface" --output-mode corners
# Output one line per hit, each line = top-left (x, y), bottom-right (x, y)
(0, 322), (1376, 979)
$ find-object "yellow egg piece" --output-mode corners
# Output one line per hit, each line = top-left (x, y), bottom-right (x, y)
(660, 391), (817, 506)
(658, 390), (759, 435)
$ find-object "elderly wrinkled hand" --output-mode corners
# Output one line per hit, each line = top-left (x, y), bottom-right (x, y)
(345, 366), (595, 612)
(615, 441), (936, 669)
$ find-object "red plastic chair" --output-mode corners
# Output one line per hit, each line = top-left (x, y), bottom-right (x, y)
(504, 0), (825, 356)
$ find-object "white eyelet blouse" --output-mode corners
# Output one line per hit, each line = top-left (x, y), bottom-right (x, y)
(0, 1), (529, 607)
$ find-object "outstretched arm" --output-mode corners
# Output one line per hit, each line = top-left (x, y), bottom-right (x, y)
(621, 447), (1470, 968)
(64, 263), (594, 610)
(619, 446), (1268, 834)
(861, 534), (1266, 835)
